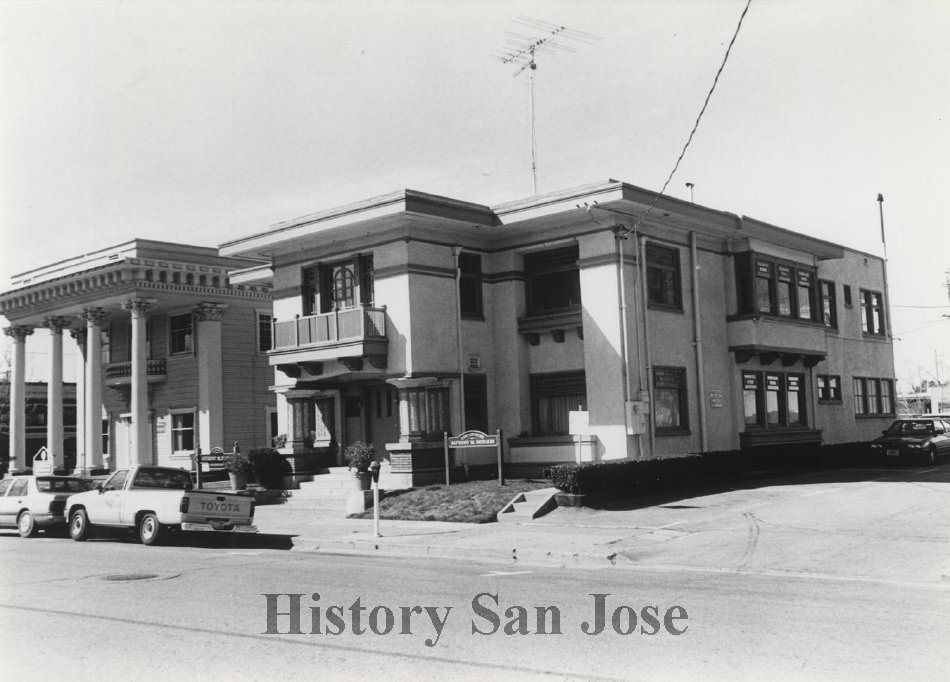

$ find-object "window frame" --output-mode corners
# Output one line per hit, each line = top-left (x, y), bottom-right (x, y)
(859, 289), (885, 336)
(817, 374), (842, 403)
(653, 366), (689, 434)
(524, 246), (581, 316)
(819, 279), (837, 328)
(170, 409), (197, 454)
(742, 370), (807, 429)
(645, 243), (683, 312)
(302, 254), (374, 317)
(256, 310), (273, 353)
(458, 252), (484, 319)
(853, 377), (895, 417)
(168, 312), (194, 356)
(530, 370), (587, 436)
(742, 255), (820, 322)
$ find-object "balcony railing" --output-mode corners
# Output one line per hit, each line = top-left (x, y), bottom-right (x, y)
(104, 359), (167, 385)
(273, 305), (386, 351)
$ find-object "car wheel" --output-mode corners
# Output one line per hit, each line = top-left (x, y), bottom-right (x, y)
(138, 513), (162, 546)
(17, 511), (37, 538)
(69, 508), (91, 541)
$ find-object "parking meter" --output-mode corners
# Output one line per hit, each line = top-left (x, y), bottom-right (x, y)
(369, 460), (381, 483)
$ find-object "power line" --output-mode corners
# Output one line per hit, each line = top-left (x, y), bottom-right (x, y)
(640, 0), (754, 221)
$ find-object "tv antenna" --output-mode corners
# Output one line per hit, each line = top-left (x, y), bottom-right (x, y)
(493, 16), (600, 194)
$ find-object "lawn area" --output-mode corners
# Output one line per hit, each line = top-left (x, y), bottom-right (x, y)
(351, 479), (552, 523)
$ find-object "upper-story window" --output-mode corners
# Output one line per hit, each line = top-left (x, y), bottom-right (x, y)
(458, 252), (483, 318)
(860, 289), (885, 335)
(524, 246), (580, 315)
(738, 254), (818, 321)
(302, 255), (374, 316)
(646, 243), (682, 311)
(257, 311), (273, 352)
(819, 280), (837, 328)
(169, 313), (194, 355)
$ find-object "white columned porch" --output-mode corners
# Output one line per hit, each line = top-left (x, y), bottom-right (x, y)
(4, 325), (34, 474)
(69, 327), (87, 474)
(123, 298), (153, 466)
(195, 303), (227, 452)
(44, 317), (71, 471)
(82, 308), (108, 470)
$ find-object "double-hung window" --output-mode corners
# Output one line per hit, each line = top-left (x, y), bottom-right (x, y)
(653, 367), (689, 433)
(743, 371), (806, 428)
(853, 377), (894, 416)
(169, 313), (193, 355)
(530, 371), (586, 435)
(744, 256), (818, 321)
(860, 290), (885, 335)
(171, 411), (196, 453)
(646, 244), (682, 311)
(458, 252), (484, 318)
(525, 246), (580, 315)
(819, 280), (837, 328)
(817, 375), (842, 402)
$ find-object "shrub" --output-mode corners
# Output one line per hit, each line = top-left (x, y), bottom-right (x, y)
(344, 441), (376, 471)
(248, 447), (292, 489)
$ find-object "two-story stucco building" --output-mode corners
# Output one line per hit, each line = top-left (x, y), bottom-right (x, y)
(1, 240), (275, 474)
(221, 180), (896, 486)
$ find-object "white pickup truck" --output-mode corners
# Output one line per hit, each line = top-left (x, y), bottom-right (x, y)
(65, 465), (257, 545)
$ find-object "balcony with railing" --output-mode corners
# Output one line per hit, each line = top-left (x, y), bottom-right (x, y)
(271, 305), (388, 367)
(104, 359), (168, 387)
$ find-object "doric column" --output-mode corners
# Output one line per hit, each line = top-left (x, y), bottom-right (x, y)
(82, 308), (109, 469)
(69, 326), (87, 474)
(123, 299), (153, 466)
(195, 303), (227, 452)
(4, 325), (34, 473)
(44, 317), (71, 470)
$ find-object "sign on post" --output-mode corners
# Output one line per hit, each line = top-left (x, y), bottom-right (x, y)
(442, 429), (505, 485)
(32, 447), (53, 475)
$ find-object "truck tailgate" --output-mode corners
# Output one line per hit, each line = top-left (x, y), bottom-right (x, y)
(181, 491), (255, 530)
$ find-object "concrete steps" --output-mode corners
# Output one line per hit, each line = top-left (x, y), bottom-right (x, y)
(284, 468), (364, 514)
(496, 487), (559, 523)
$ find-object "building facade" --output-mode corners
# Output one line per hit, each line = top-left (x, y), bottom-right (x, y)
(1, 240), (275, 474)
(219, 180), (896, 485)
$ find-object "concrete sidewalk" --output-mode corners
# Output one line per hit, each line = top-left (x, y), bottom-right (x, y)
(252, 504), (639, 568)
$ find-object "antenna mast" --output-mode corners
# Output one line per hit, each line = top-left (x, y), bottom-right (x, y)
(493, 16), (599, 194)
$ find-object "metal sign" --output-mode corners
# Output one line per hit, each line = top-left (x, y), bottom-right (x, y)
(447, 430), (498, 448)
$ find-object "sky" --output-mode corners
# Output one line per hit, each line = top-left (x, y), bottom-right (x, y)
(1, 0), (948, 390)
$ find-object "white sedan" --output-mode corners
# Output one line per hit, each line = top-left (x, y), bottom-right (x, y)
(0, 475), (92, 537)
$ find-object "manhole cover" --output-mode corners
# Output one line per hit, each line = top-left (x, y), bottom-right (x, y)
(101, 574), (161, 582)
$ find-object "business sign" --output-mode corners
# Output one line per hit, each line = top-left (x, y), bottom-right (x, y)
(447, 430), (498, 448)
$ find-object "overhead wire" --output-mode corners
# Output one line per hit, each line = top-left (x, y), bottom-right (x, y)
(635, 0), (754, 226)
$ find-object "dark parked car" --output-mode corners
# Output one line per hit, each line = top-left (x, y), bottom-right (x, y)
(870, 418), (950, 465)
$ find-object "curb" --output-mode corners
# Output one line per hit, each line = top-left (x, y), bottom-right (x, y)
(288, 535), (626, 568)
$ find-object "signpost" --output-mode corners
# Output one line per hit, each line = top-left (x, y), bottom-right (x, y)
(442, 429), (505, 485)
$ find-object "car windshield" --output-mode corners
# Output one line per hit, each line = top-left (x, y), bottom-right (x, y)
(35, 477), (91, 493)
(885, 420), (934, 436)
(131, 468), (193, 490)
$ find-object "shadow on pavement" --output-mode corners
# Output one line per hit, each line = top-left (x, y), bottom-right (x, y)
(584, 459), (950, 512)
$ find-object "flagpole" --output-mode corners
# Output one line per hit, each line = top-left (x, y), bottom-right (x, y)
(877, 193), (893, 342)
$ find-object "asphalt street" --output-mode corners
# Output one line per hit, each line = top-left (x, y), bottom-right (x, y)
(1, 463), (948, 681)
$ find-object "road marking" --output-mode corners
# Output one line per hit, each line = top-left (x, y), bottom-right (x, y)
(480, 570), (534, 576)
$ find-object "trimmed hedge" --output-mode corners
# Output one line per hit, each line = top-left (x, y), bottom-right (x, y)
(551, 442), (870, 498)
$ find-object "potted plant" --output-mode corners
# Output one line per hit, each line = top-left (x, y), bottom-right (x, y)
(343, 441), (375, 491)
(225, 450), (253, 490)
